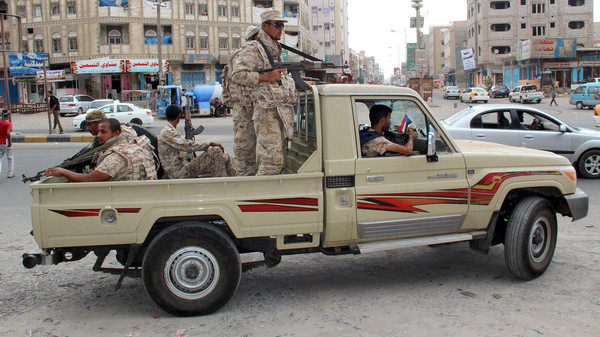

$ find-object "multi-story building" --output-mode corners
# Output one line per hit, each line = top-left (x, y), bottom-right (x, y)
(467, 0), (595, 89)
(426, 25), (450, 80)
(441, 21), (468, 86)
(0, 0), (317, 103)
(307, 0), (349, 66)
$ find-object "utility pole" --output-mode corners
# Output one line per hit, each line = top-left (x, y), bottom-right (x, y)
(0, 14), (23, 121)
(154, 1), (166, 86)
(411, 0), (425, 97)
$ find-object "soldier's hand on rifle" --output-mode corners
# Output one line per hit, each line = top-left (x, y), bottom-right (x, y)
(259, 69), (286, 83)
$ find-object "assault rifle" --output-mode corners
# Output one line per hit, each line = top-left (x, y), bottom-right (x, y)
(22, 136), (122, 183)
(262, 60), (346, 91)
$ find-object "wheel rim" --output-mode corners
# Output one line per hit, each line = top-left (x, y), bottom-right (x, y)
(584, 153), (600, 176)
(164, 246), (220, 300)
(529, 217), (551, 263)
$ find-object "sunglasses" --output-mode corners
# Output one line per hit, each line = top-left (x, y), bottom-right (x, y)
(266, 22), (285, 29)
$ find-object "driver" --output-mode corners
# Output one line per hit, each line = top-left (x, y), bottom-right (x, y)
(359, 104), (418, 157)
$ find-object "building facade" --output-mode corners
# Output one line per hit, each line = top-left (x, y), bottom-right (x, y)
(0, 0), (317, 103)
(307, 0), (349, 66)
(467, 0), (596, 89)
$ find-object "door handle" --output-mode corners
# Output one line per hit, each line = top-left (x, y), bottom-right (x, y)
(366, 175), (384, 182)
(524, 135), (535, 140)
(475, 134), (486, 138)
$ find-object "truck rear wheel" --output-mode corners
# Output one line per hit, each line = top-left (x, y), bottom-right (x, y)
(142, 222), (241, 316)
(504, 197), (557, 280)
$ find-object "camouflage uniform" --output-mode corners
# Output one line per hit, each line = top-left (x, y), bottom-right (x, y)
(158, 124), (235, 179)
(95, 137), (157, 181)
(230, 29), (298, 175)
(361, 129), (394, 157)
(223, 47), (257, 176)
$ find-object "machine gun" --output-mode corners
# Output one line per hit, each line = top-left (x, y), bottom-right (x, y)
(21, 137), (122, 183)
(262, 60), (346, 91)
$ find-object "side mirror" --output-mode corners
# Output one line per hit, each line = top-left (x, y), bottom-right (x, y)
(559, 124), (568, 133)
(427, 131), (438, 162)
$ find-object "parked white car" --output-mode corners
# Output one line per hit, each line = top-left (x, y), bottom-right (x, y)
(443, 86), (461, 99)
(443, 104), (600, 179)
(459, 87), (489, 103)
(73, 102), (154, 131)
(58, 95), (95, 116)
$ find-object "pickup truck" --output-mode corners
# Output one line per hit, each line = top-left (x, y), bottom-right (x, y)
(23, 84), (588, 316)
(509, 85), (544, 103)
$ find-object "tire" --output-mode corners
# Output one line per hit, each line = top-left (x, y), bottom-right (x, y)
(59, 113), (65, 117)
(509, 96), (514, 103)
(142, 222), (241, 316)
(576, 101), (584, 110)
(577, 149), (600, 179)
(484, 100), (488, 103)
(459, 96), (463, 102)
(130, 118), (143, 125)
(215, 106), (225, 117)
(504, 197), (557, 280)
(78, 107), (83, 115)
(80, 121), (87, 131)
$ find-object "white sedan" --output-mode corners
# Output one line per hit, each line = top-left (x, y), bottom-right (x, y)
(443, 104), (600, 179)
(73, 102), (154, 131)
(459, 87), (489, 103)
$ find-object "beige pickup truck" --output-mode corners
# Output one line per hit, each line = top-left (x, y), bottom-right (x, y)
(23, 85), (588, 316)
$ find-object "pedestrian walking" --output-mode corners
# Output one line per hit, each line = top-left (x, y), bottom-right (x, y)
(550, 88), (558, 106)
(47, 90), (63, 134)
(0, 109), (14, 178)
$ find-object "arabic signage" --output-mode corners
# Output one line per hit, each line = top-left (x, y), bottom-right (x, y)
(125, 59), (169, 73)
(460, 48), (476, 72)
(519, 39), (577, 60)
(71, 60), (124, 74)
(183, 54), (212, 64)
(8, 53), (49, 76)
(36, 70), (66, 82)
(406, 43), (417, 71)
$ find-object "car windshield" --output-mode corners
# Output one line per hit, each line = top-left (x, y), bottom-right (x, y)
(443, 108), (473, 126)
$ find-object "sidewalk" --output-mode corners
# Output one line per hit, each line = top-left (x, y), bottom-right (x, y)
(11, 133), (95, 143)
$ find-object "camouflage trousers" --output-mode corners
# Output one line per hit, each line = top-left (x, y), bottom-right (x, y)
(232, 104), (257, 176)
(254, 106), (284, 175)
(186, 146), (236, 178)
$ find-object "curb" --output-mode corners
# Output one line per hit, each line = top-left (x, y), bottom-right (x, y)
(12, 134), (95, 143)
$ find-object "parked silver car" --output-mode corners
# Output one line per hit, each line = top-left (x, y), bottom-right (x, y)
(442, 104), (600, 178)
(58, 95), (95, 116)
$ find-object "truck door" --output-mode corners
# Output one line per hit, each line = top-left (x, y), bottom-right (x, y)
(353, 98), (469, 241)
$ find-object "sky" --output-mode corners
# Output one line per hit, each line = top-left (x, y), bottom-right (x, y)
(347, 0), (600, 78)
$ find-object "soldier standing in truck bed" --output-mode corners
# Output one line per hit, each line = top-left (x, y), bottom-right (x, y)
(230, 10), (298, 175)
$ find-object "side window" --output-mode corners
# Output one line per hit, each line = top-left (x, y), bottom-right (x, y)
(356, 98), (452, 157)
(574, 86), (585, 94)
(517, 111), (560, 131)
(101, 106), (113, 113)
(588, 86), (599, 95)
(479, 111), (512, 129)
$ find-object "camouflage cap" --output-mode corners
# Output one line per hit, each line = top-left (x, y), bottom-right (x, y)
(245, 25), (260, 40)
(261, 9), (287, 23)
(85, 109), (106, 122)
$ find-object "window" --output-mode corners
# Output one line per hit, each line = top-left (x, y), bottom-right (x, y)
(185, 3), (194, 15)
(52, 35), (62, 53)
(34, 35), (43, 52)
(51, 3), (60, 15)
(231, 2), (240, 17)
(491, 23), (511, 32)
(568, 21), (585, 29)
(311, 6), (317, 14)
(532, 25), (545, 36)
(532, 3), (545, 13)
(323, 7), (330, 14)
(550, 0), (555, 3)
(324, 23), (330, 30)
(17, 5), (26, 17)
(218, 1), (227, 16)
(232, 33), (241, 49)
(219, 32), (228, 49)
(490, 1), (510, 9)
(568, 0), (584, 6)
(199, 1), (208, 16)
(550, 22), (555, 28)
(68, 32), (78, 51)
(67, 1), (76, 14)
(520, 0), (526, 5)
(185, 32), (195, 49)
(108, 29), (122, 44)
(199, 32), (208, 49)
(33, 4), (42, 17)
(492, 46), (511, 54)
(325, 42), (330, 47)
(521, 23), (527, 29)
(355, 99), (451, 158)
(312, 25), (317, 31)
(22, 39), (29, 52)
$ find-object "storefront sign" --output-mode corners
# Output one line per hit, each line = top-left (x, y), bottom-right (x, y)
(530, 39), (577, 59)
(183, 54), (212, 64)
(543, 61), (578, 69)
(460, 48), (476, 72)
(580, 60), (600, 67)
(126, 59), (169, 73)
(36, 70), (65, 82)
(8, 53), (49, 76)
(407, 43), (417, 71)
(71, 60), (124, 74)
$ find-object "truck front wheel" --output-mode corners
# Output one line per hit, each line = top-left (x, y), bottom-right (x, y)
(504, 197), (557, 280)
(142, 222), (241, 316)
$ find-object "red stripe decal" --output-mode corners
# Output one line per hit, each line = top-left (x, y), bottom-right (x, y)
(50, 209), (101, 217)
(241, 197), (318, 206)
(116, 208), (142, 214)
(239, 204), (317, 212)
